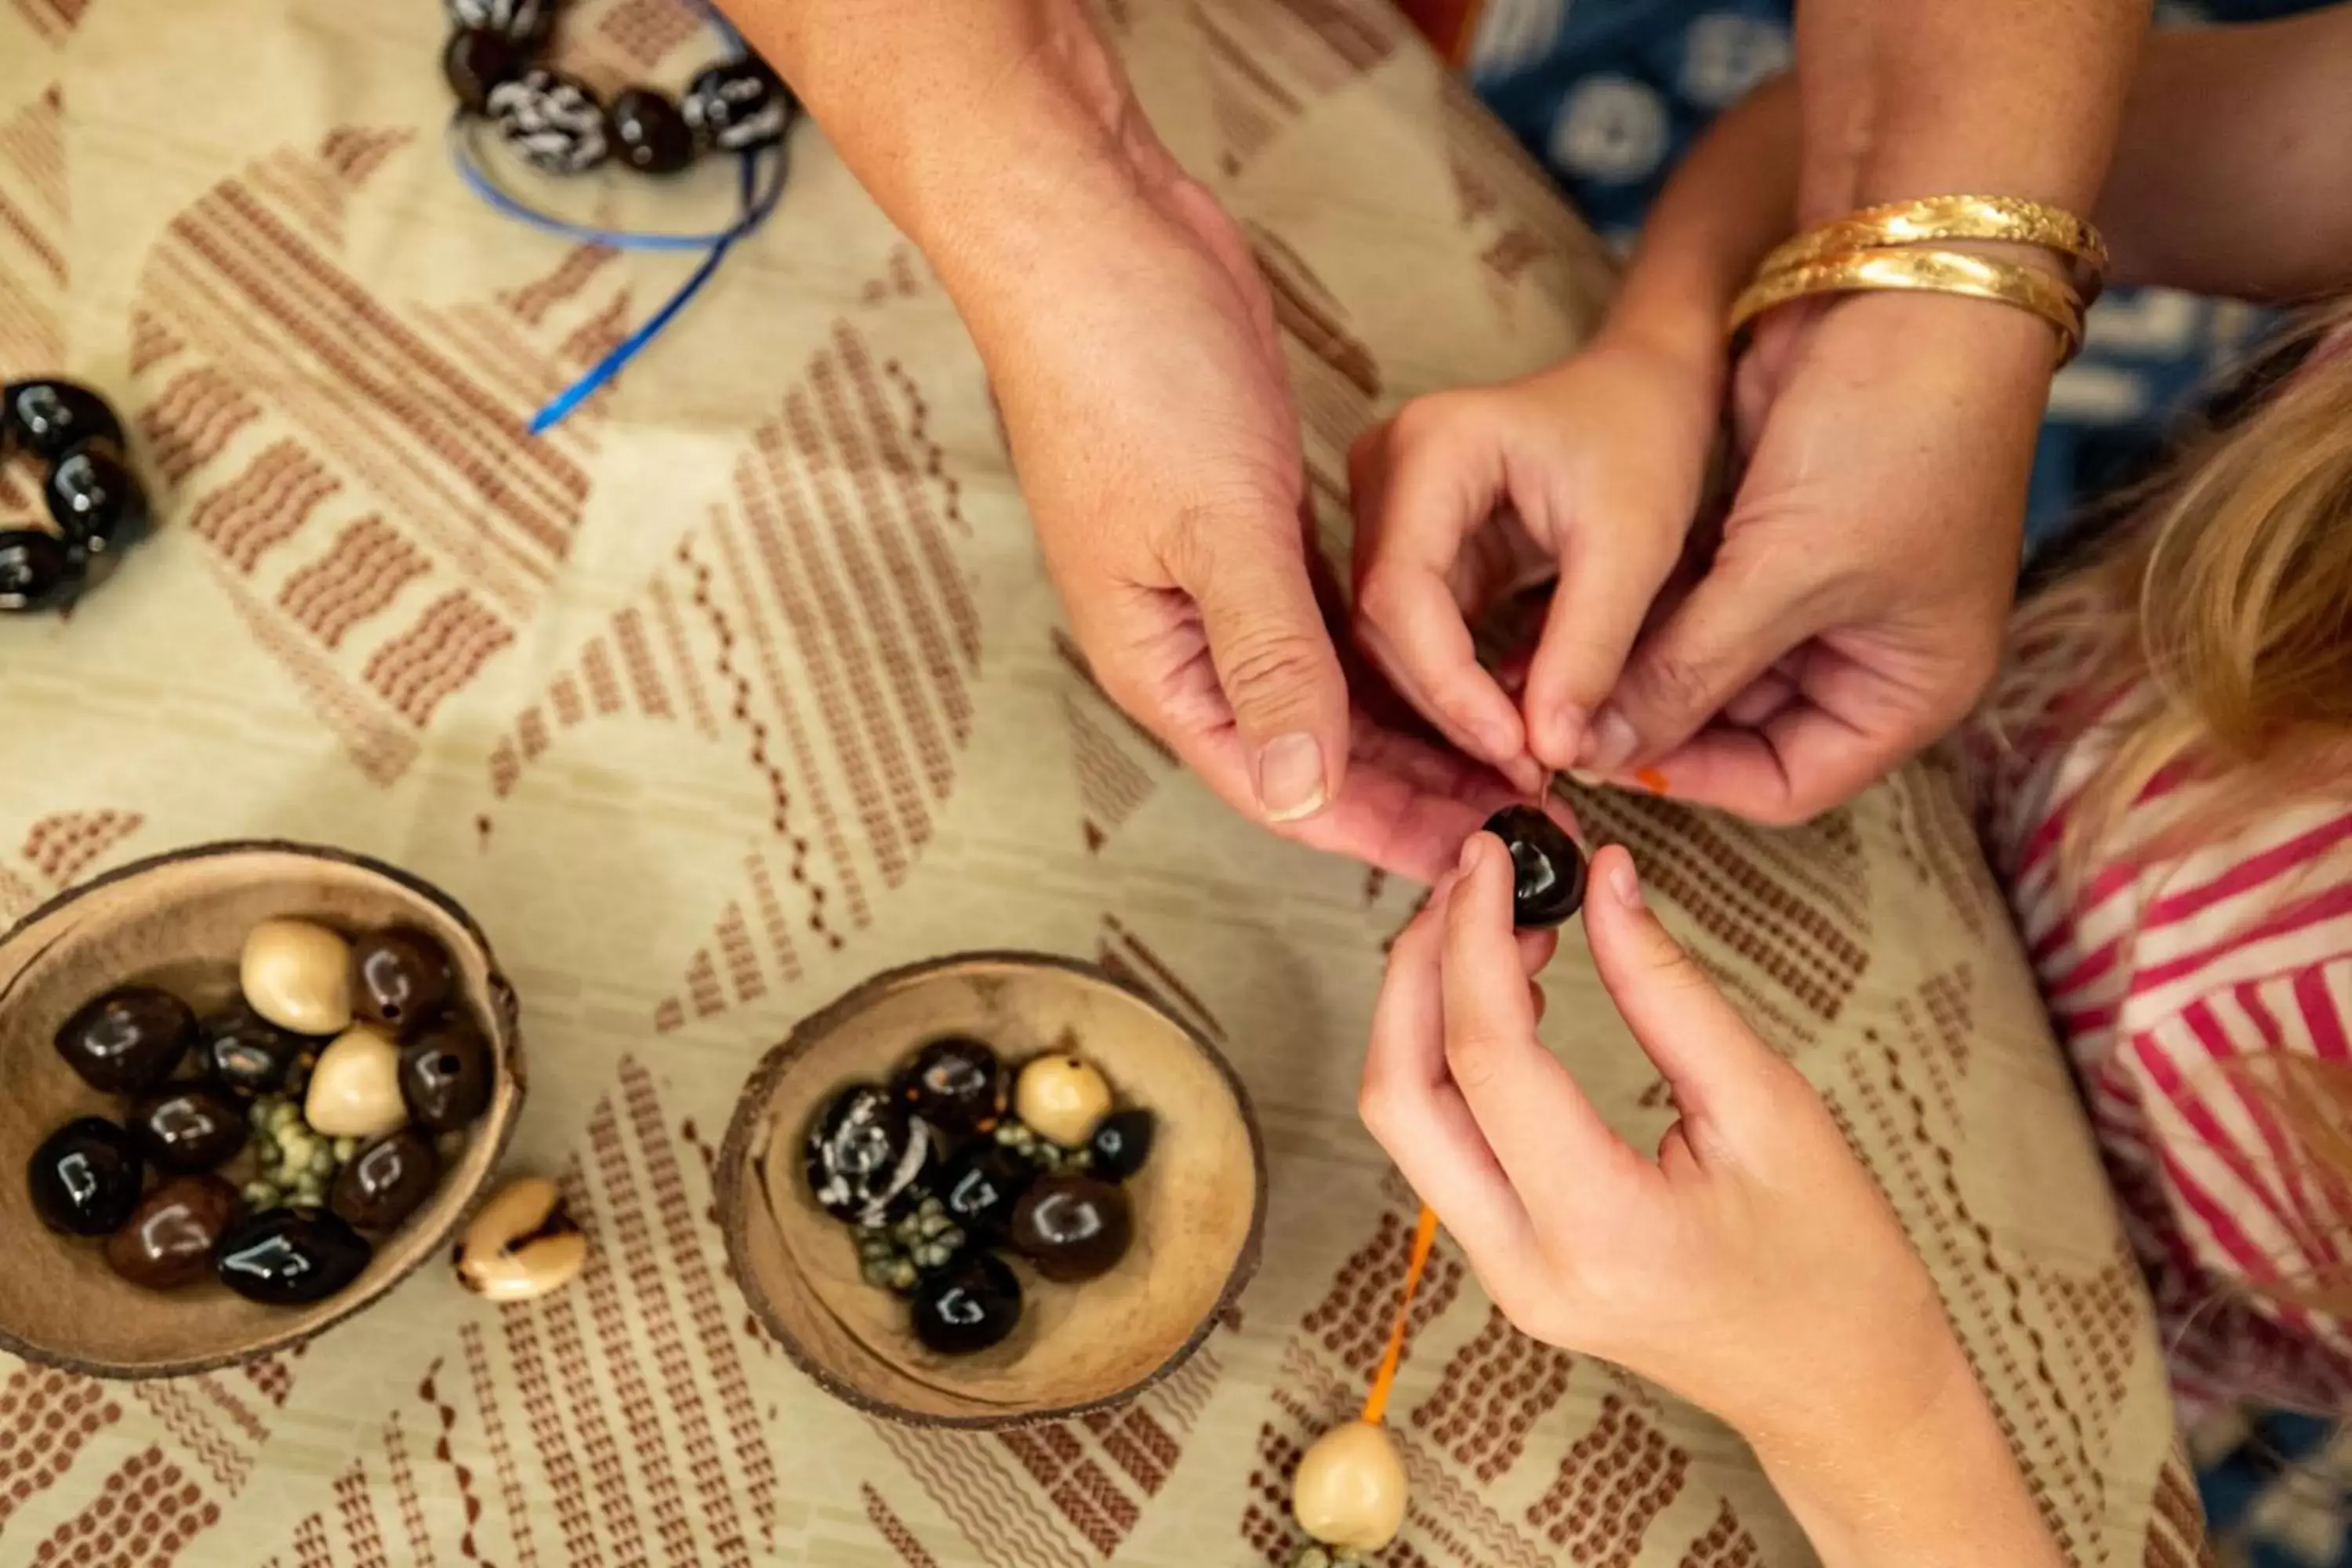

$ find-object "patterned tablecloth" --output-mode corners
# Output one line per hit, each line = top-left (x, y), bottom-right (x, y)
(0, 0), (2207, 1563)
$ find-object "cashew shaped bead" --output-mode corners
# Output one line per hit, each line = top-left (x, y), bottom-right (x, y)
(1291, 1421), (1407, 1553)
(304, 1025), (410, 1139)
(456, 1176), (588, 1303)
(241, 918), (354, 1035)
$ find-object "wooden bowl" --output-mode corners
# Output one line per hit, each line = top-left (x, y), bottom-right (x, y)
(0, 840), (524, 1378)
(718, 953), (1265, 1427)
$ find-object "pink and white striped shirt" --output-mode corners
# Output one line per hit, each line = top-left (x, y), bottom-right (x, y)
(1977, 722), (2352, 1415)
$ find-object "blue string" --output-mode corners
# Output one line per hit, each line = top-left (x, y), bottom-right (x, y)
(448, 0), (785, 434)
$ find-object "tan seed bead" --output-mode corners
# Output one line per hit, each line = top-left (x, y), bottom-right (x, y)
(1291, 1421), (1407, 1552)
(456, 1176), (587, 1302)
(241, 918), (354, 1035)
(1014, 1053), (1112, 1148)
(303, 1025), (409, 1139)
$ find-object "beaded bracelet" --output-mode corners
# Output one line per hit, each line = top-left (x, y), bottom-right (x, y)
(441, 0), (797, 176)
(0, 380), (151, 615)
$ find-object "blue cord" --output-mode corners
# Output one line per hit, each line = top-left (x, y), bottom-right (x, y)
(449, 0), (786, 434)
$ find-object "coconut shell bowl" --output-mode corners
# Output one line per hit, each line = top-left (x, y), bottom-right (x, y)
(0, 841), (524, 1378)
(719, 952), (1266, 1427)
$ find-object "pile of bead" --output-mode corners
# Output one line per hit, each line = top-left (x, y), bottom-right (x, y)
(0, 379), (152, 614)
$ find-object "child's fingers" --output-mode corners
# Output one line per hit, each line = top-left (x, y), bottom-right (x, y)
(1515, 926), (1559, 976)
(1360, 896), (1536, 1261)
(1523, 509), (1690, 774)
(1579, 845), (1791, 1138)
(1441, 835), (1652, 1204)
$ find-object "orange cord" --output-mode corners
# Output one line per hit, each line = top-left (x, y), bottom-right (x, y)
(1360, 1204), (1439, 1426)
(1634, 766), (1670, 797)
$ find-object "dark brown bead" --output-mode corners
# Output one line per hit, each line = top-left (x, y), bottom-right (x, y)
(350, 927), (455, 1037)
(442, 27), (522, 114)
(397, 1018), (495, 1131)
(105, 1175), (241, 1290)
(1009, 1173), (1133, 1283)
(54, 985), (196, 1094)
(200, 1005), (311, 1098)
(610, 87), (695, 176)
(129, 1084), (248, 1173)
(329, 1131), (440, 1231)
(1482, 805), (1586, 928)
(0, 529), (82, 614)
(892, 1036), (1007, 1138)
(910, 1251), (1021, 1356)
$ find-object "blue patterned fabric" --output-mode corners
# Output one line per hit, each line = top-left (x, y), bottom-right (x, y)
(1458, 0), (2299, 546)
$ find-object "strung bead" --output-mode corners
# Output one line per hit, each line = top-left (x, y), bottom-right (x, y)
(2, 379), (123, 463)
(682, 57), (795, 153)
(0, 529), (80, 614)
(44, 441), (149, 557)
(610, 87), (695, 176)
(443, 0), (550, 42)
(442, 27), (524, 114)
(488, 68), (610, 174)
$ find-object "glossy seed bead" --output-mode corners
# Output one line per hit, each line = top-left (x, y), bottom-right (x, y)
(349, 926), (455, 1037)
(328, 1130), (439, 1231)
(54, 985), (196, 1094)
(0, 529), (81, 614)
(892, 1035), (1008, 1138)
(930, 1141), (1035, 1246)
(609, 87), (695, 176)
(441, 27), (523, 114)
(1292, 1421), (1408, 1552)
(241, 917), (354, 1035)
(397, 1017), (495, 1131)
(1087, 1108), (1156, 1182)
(129, 1084), (249, 1173)
(681, 57), (795, 152)
(43, 442), (148, 557)
(1014, 1053), (1112, 1148)
(909, 1250), (1021, 1356)
(488, 69), (610, 174)
(305, 1025), (409, 1139)
(2, 379), (123, 463)
(443, 0), (549, 41)
(27, 1117), (144, 1236)
(216, 1207), (372, 1305)
(200, 1004), (310, 1098)
(804, 1083), (931, 1226)
(455, 1176), (587, 1302)
(1482, 805), (1587, 929)
(1009, 1173), (1133, 1283)
(106, 1175), (241, 1290)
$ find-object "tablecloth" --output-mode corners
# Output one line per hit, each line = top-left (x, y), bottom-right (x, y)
(0, 0), (2206, 1563)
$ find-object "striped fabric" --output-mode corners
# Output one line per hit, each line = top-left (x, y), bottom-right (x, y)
(1980, 724), (2352, 1416)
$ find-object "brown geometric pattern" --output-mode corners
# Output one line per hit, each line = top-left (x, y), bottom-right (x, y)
(0, 0), (2197, 1560)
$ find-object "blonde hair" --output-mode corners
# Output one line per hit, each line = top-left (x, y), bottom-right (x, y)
(1986, 299), (2352, 1321)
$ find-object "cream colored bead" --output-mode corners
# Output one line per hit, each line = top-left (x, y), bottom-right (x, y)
(241, 918), (354, 1035)
(303, 1025), (409, 1139)
(1291, 1421), (1407, 1553)
(1014, 1053), (1112, 1148)
(456, 1176), (587, 1303)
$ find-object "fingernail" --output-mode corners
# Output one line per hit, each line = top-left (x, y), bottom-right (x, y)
(1609, 858), (1642, 910)
(1457, 835), (1482, 876)
(1580, 710), (1638, 774)
(1257, 733), (1328, 822)
(1553, 705), (1588, 767)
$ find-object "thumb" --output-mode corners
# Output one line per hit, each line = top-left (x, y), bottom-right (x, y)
(1582, 558), (1818, 775)
(1579, 846), (1791, 1134)
(1189, 517), (1352, 825)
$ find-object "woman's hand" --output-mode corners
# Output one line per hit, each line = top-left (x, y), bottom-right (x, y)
(1346, 332), (1721, 784)
(1359, 836), (2062, 1567)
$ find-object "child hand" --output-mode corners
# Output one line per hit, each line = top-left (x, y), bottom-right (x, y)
(1346, 335), (1718, 786)
(1359, 837), (2058, 1566)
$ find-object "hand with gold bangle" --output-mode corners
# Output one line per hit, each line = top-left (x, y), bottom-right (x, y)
(1727, 196), (2105, 366)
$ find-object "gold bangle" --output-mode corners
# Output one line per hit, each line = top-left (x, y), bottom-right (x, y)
(1727, 247), (2086, 364)
(1758, 195), (2110, 302)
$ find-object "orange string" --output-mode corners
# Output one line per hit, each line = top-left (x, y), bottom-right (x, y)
(1360, 1204), (1439, 1426)
(1634, 766), (1671, 797)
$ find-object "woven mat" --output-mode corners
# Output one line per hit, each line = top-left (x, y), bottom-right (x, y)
(0, 0), (2201, 1563)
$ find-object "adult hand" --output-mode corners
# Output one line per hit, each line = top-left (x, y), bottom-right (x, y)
(980, 163), (1528, 881)
(1346, 332), (1720, 786)
(1575, 291), (2049, 822)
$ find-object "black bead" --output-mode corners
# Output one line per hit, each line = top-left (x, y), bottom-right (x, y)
(216, 1208), (374, 1305)
(892, 1035), (1008, 1140)
(488, 69), (610, 174)
(609, 87), (695, 176)
(681, 57), (795, 153)
(909, 1250), (1021, 1356)
(804, 1083), (931, 1226)
(442, 0), (550, 42)
(929, 1142), (1034, 1245)
(0, 528), (82, 614)
(54, 985), (197, 1094)
(1482, 805), (1586, 928)
(129, 1084), (249, 1174)
(200, 1004), (312, 1098)
(442, 27), (524, 114)
(44, 441), (149, 557)
(2, 379), (123, 463)
(27, 1117), (145, 1236)
(1009, 1173), (1133, 1283)
(1087, 1108), (1156, 1183)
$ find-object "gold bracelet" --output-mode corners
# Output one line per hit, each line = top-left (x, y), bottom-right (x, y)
(1727, 247), (2086, 364)
(1757, 194), (2110, 301)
